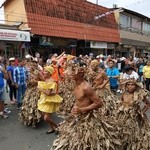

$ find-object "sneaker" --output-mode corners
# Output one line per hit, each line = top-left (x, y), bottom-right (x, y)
(120, 90), (123, 94)
(117, 89), (121, 93)
(0, 112), (8, 119)
(4, 108), (11, 114)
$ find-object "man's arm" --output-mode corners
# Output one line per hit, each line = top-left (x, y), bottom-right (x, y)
(96, 72), (109, 89)
(142, 96), (150, 114)
(112, 68), (120, 79)
(80, 86), (103, 113)
(1, 68), (8, 80)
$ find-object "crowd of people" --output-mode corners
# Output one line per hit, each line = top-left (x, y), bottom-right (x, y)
(0, 52), (150, 149)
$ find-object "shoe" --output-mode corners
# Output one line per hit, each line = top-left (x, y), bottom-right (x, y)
(117, 89), (120, 93)
(46, 129), (55, 134)
(4, 108), (11, 114)
(0, 112), (8, 119)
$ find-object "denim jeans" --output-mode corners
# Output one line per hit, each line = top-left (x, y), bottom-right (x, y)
(17, 84), (26, 108)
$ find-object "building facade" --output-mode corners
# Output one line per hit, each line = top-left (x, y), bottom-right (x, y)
(114, 8), (150, 58)
(0, 24), (30, 58)
(1, 0), (121, 59)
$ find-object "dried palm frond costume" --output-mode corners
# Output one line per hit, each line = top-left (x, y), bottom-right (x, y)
(19, 69), (43, 127)
(95, 84), (119, 116)
(51, 66), (122, 150)
(58, 62), (76, 117)
(89, 60), (119, 117)
(52, 111), (122, 150)
(116, 79), (150, 150)
(85, 59), (99, 84)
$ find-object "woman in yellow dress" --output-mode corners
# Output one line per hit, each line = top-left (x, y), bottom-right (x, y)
(37, 66), (63, 134)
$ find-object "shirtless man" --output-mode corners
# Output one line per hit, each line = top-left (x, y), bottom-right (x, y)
(92, 70), (109, 90)
(121, 80), (149, 113)
(71, 67), (103, 115)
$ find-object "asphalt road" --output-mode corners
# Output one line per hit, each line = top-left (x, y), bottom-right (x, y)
(1, 94), (150, 150)
(0, 102), (62, 150)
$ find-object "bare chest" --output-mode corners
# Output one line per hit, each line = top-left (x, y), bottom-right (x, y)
(123, 94), (133, 106)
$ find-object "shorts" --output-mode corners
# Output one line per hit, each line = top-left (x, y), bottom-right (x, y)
(0, 87), (5, 101)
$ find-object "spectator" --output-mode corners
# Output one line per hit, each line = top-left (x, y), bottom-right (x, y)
(136, 58), (145, 82)
(123, 66), (139, 80)
(106, 60), (120, 94)
(143, 60), (150, 91)
(7, 57), (17, 104)
(0, 65), (8, 118)
(13, 58), (27, 109)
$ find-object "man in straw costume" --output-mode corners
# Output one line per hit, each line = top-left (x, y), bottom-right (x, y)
(52, 67), (122, 150)
(116, 79), (150, 149)
(19, 60), (45, 127)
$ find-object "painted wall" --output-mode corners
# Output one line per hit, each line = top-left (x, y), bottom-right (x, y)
(4, 0), (28, 29)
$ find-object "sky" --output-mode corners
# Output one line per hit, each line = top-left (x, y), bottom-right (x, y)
(88, 0), (150, 17)
(0, 0), (149, 23)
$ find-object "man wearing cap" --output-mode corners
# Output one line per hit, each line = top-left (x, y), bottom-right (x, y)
(7, 58), (17, 104)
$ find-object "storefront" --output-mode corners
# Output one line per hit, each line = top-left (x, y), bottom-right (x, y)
(0, 29), (30, 58)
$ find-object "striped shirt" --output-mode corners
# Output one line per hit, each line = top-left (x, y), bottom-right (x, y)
(13, 66), (28, 85)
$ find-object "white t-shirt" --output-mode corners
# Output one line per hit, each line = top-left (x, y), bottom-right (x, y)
(123, 71), (139, 80)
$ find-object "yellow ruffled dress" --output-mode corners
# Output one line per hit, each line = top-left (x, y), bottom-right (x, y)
(38, 81), (63, 113)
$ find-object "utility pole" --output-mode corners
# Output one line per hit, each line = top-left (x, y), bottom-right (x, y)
(96, 0), (98, 5)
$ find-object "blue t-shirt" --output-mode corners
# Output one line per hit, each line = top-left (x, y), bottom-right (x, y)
(0, 71), (4, 88)
(106, 67), (119, 87)
(7, 65), (15, 79)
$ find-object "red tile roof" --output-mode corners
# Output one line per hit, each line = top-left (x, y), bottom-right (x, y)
(24, 0), (120, 42)
(27, 13), (120, 42)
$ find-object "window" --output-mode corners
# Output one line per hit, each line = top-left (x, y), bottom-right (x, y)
(143, 22), (150, 34)
(131, 18), (142, 31)
(120, 14), (130, 28)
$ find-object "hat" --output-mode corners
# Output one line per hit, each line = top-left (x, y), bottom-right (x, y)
(100, 54), (104, 58)
(67, 55), (75, 61)
(44, 66), (54, 75)
(25, 54), (32, 59)
(120, 57), (126, 61)
(96, 55), (100, 59)
(63, 54), (67, 59)
(91, 59), (99, 66)
(9, 57), (15, 61)
(89, 53), (93, 56)
(54, 53), (58, 57)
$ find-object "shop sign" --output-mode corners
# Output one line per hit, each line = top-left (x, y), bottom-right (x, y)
(0, 29), (30, 42)
(90, 41), (107, 49)
(107, 43), (115, 49)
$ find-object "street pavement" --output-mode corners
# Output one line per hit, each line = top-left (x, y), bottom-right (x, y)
(0, 99), (63, 150)
(1, 94), (150, 150)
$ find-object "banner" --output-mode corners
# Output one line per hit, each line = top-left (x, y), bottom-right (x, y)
(90, 41), (107, 49)
(0, 29), (30, 42)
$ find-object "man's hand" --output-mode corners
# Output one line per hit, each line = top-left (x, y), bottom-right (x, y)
(71, 106), (82, 115)
(37, 87), (43, 92)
